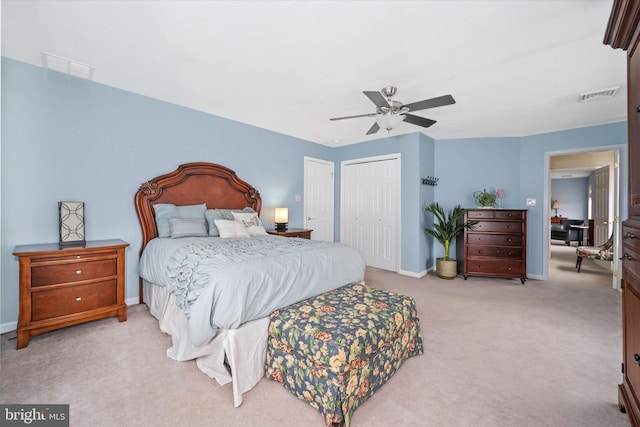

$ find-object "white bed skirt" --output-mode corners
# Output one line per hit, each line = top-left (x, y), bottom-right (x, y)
(143, 280), (270, 407)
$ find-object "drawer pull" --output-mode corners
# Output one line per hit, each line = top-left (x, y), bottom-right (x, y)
(75, 270), (82, 275)
(75, 297), (82, 302)
(635, 354), (640, 365)
(620, 253), (633, 261)
(507, 225), (512, 229)
(507, 238), (513, 243)
(624, 232), (636, 239)
(637, 105), (640, 113)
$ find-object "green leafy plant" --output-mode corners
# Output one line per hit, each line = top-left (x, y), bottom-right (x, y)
(425, 202), (478, 260)
(474, 189), (497, 207)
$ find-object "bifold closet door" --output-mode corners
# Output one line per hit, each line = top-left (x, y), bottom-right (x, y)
(342, 159), (399, 271)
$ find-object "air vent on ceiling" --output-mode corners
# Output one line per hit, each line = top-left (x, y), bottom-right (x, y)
(41, 51), (94, 80)
(578, 86), (619, 103)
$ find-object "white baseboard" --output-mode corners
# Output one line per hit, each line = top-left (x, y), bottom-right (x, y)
(125, 297), (141, 306)
(398, 268), (428, 278)
(1, 321), (17, 334)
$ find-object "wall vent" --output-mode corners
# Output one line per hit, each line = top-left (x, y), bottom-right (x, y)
(41, 51), (94, 80)
(578, 86), (619, 103)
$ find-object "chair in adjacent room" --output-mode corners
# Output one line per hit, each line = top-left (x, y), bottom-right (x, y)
(575, 233), (614, 273)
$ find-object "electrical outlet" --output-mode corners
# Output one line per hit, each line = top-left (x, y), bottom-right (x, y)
(526, 198), (536, 206)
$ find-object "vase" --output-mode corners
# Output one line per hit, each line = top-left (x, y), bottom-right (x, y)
(436, 258), (458, 279)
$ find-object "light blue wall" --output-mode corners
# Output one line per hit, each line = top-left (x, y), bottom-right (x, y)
(433, 137), (522, 259)
(0, 58), (333, 324)
(520, 123), (628, 277)
(551, 178), (589, 220)
(0, 57), (629, 327)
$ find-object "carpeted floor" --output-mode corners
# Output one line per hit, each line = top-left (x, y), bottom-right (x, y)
(0, 243), (631, 426)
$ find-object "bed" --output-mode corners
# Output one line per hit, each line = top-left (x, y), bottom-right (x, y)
(134, 162), (365, 407)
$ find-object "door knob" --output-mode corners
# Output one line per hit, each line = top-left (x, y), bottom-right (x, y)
(307, 217), (312, 221)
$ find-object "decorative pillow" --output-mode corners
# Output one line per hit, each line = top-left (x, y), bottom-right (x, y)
(205, 207), (256, 236)
(214, 219), (251, 238)
(232, 212), (267, 236)
(153, 203), (207, 238)
(169, 218), (208, 239)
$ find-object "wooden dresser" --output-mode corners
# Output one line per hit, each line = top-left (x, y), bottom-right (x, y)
(457, 209), (527, 284)
(604, 1), (640, 424)
(13, 239), (129, 349)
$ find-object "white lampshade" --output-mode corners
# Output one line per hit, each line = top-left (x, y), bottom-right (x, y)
(274, 207), (289, 223)
(375, 114), (405, 131)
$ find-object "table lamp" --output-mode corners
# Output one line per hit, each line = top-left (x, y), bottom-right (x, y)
(274, 207), (289, 231)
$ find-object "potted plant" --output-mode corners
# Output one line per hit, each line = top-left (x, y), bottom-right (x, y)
(473, 189), (497, 208)
(425, 202), (478, 279)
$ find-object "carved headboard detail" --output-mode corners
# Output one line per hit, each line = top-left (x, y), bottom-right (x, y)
(134, 162), (262, 249)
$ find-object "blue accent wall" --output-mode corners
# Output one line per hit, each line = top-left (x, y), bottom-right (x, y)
(0, 57), (629, 326)
(0, 58), (333, 325)
(551, 178), (589, 220)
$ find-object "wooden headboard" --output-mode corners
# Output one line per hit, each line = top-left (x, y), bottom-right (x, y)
(134, 162), (261, 301)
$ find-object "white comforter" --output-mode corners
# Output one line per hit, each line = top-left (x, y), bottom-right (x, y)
(139, 235), (365, 346)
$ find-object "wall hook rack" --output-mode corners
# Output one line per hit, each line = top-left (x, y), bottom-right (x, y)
(422, 176), (439, 186)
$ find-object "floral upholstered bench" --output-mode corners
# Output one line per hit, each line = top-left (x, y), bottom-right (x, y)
(265, 282), (423, 427)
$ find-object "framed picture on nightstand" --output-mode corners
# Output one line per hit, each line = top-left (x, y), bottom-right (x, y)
(59, 201), (85, 246)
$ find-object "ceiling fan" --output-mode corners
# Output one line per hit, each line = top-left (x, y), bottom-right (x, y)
(330, 86), (455, 135)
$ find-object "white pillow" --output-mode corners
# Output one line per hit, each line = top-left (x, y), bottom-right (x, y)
(231, 212), (267, 236)
(169, 217), (208, 239)
(214, 219), (250, 238)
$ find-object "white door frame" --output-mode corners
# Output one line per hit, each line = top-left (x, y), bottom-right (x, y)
(340, 153), (401, 272)
(543, 146), (622, 290)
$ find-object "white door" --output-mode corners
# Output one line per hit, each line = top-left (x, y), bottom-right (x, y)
(594, 165), (610, 246)
(342, 156), (399, 271)
(304, 157), (334, 241)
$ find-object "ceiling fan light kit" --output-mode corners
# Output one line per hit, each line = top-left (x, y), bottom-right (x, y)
(330, 86), (455, 135)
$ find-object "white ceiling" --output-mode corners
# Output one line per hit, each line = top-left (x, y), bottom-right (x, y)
(1, 0), (628, 147)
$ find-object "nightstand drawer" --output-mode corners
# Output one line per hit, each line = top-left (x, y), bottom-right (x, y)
(31, 280), (117, 321)
(32, 258), (117, 287)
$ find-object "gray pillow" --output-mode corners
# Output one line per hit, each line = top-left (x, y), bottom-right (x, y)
(153, 203), (206, 238)
(169, 217), (208, 238)
(205, 207), (255, 236)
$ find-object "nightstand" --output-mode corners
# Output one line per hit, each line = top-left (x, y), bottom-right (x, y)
(267, 228), (313, 239)
(13, 239), (129, 349)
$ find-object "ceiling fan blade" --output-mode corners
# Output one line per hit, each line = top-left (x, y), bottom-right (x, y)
(363, 91), (390, 108)
(366, 122), (380, 135)
(403, 113), (437, 128)
(404, 94), (456, 112)
(330, 113), (374, 121)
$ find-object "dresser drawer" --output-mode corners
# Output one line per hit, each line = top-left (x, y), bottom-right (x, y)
(465, 259), (525, 276)
(31, 258), (117, 287)
(467, 233), (523, 247)
(495, 210), (525, 220)
(623, 224), (640, 253)
(467, 245), (523, 259)
(624, 284), (640, 403)
(623, 244), (640, 285)
(31, 280), (117, 321)
(467, 210), (495, 219)
(473, 221), (523, 233)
